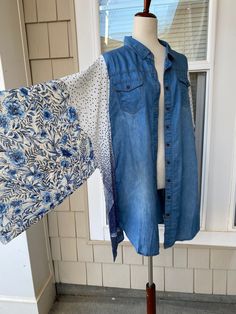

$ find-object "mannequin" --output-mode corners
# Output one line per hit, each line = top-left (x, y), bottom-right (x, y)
(132, 13), (165, 314)
(132, 15), (166, 189)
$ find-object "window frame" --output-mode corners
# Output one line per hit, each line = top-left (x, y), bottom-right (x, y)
(74, 0), (236, 247)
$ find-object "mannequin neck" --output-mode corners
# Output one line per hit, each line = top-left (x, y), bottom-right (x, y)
(132, 16), (162, 51)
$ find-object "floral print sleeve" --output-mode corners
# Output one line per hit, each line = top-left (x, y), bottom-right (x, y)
(0, 55), (110, 244)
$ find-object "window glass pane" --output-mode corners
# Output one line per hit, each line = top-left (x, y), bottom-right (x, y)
(189, 71), (206, 198)
(99, 0), (209, 61)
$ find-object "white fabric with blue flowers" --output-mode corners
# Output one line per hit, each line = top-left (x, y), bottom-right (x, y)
(0, 55), (111, 244)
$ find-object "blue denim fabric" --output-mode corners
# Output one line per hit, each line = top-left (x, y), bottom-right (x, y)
(103, 36), (200, 261)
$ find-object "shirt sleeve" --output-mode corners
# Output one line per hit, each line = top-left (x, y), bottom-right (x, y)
(60, 55), (115, 235)
(0, 54), (111, 245)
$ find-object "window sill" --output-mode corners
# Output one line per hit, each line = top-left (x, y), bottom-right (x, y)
(88, 226), (236, 249)
(159, 226), (236, 248)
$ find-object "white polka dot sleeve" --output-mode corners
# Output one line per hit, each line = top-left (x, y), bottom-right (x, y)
(60, 55), (114, 220)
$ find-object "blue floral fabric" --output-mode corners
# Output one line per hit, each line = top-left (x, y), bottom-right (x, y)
(0, 79), (96, 244)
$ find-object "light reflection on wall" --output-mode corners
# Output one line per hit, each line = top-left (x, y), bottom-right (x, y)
(0, 56), (5, 90)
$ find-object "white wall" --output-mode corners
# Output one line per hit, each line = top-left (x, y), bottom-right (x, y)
(0, 1), (55, 313)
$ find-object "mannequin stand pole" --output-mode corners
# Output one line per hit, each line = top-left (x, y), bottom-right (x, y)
(146, 256), (156, 314)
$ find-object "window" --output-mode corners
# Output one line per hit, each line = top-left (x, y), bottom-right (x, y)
(74, 0), (236, 246)
(99, 0), (209, 61)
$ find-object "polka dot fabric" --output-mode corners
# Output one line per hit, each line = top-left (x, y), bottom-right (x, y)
(61, 55), (115, 225)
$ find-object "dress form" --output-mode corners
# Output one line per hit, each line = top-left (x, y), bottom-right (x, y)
(132, 16), (166, 189)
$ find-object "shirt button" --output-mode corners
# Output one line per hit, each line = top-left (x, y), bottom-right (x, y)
(165, 86), (169, 90)
(165, 107), (170, 111)
(166, 143), (170, 147)
(165, 213), (171, 217)
(126, 85), (130, 89)
(166, 125), (169, 129)
(167, 195), (171, 199)
(167, 160), (171, 164)
(167, 179), (171, 182)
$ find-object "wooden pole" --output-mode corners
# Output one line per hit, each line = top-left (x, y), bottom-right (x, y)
(144, 0), (152, 13)
(146, 256), (156, 314)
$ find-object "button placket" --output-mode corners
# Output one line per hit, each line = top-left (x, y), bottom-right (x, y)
(147, 57), (160, 166)
(164, 70), (172, 219)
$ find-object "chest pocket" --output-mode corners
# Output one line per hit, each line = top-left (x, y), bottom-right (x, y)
(176, 70), (191, 108)
(113, 72), (144, 114)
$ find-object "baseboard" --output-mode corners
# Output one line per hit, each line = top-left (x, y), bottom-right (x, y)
(37, 273), (56, 314)
(0, 274), (56, 314)
(0, 298), (38, 314)
(56, 283), (236, 304)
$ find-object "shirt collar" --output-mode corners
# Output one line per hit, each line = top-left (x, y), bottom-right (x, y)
(124, 35), (175, 61)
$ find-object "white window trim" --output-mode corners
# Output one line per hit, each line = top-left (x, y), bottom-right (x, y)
(74, 0), (236, 247)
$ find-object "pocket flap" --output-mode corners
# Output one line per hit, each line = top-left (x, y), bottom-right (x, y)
(114, 74), (143, 92)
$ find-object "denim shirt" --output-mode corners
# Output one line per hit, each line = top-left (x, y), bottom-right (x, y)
(102, 36), (200, 260)
(0, 35), (200, 263)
